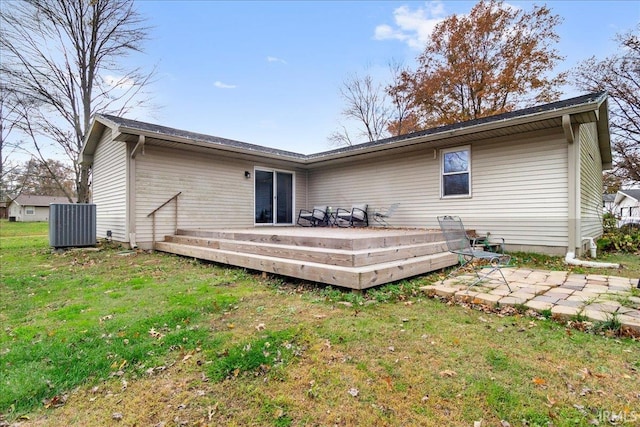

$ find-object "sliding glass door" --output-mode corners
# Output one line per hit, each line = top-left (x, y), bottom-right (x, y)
(254, 169), (294, 225)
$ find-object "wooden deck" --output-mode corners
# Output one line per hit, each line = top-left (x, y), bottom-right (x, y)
(154, 228), (458, 290)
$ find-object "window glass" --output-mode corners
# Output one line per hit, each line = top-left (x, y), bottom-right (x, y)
(443, 150), (468, 173)
(442, 147), (470, 197)
(25, 206), (35, 215)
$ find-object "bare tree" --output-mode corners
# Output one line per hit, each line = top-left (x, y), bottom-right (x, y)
(0, 83), (22, 199)
(574, 24), (640, 186)
(386, 60), (421, 136)
(0, 0), (156, 202)
(329, 72), (391, 147)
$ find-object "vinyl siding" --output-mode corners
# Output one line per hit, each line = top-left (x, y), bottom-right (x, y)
(616, 194), (640, 226)
(9, 205), (51, 222)
(92, 129), (128, 241)
(134, 145), (306, 246)
(308, 128), (569, 254)
(579, 122), (604, 243)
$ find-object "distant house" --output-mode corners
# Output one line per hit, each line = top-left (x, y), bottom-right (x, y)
(0, 200), (7, 219)
(613, 189), (640, 227)
(80, 92), (612, 256)
(7, 195), (72, 222)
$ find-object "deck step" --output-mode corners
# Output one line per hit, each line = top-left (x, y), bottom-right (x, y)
(154, 240), (458, 290)
(175, 228), (444, 250)
(164, 234), (447, 267)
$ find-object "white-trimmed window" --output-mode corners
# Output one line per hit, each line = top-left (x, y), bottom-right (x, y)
(441, 146), (471, 197)
(25, 206), (35, 215)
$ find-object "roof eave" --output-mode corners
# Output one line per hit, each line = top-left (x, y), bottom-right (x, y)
(110, 126), (305, 162)
(304, 95), (609, 164)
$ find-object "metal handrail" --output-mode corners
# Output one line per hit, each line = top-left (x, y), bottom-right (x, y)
(147, 192), (181, 248)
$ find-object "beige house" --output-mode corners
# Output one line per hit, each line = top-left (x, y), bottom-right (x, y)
(7, 195), (71, 222)
(80, 92), (611, 256)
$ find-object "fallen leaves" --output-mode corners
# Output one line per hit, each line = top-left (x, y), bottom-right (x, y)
(532, 377), (547, 387)
(99, 314), (113, 323)
(43, 394), (67, 408)
(148, 327), (165, 339)
(439, 370), (457, 378)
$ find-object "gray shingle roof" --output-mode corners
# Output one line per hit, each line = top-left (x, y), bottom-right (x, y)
(12, 195), (72, 206)
(306, 92), (608, 159)
(99, 114), (307, 159)
(92, 91), (607, 160)
(619, 189), (640, 201)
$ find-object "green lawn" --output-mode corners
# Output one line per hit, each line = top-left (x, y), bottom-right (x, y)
(1, 221), (638, 426)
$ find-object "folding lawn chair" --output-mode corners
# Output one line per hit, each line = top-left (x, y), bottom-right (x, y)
(437, 215), (511, 291)
(373, 203), (399, 227)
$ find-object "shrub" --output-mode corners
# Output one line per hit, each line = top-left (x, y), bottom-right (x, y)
(597, 222), (640, 254)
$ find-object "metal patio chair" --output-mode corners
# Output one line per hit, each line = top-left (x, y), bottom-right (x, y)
(336, 204), (368, 227)
(297, 206), (328, 227)
(437, 215), (511, 291)
(373, 203), (399, 227)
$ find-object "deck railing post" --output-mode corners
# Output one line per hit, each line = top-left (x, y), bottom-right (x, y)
(151, 213), (156, 251)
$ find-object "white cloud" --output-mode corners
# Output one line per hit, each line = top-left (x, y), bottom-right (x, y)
(214, 81), (236, 89)
(374, 1), (448, 50)
(103, 74), (135, 89)
(267, 56), (287, 64)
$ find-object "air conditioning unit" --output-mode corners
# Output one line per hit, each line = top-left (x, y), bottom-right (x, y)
(49, 204), (97, 248)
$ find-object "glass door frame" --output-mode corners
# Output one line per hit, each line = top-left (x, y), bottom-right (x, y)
(253, 167), (295, 226)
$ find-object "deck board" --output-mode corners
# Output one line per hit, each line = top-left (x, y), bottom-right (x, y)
(155, 228), (458, 290)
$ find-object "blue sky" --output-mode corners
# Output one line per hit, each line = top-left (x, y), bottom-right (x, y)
(130, 1), (639, 154)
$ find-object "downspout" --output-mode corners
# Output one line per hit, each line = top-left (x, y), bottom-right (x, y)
(127, 137), (141, 249)
(564, 114), (581, 256)
(562, 116), (619, 269)
(565, 250), (620, 269)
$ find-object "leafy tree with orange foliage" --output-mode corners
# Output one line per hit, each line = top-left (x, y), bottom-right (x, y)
(390, 0), (566, 130)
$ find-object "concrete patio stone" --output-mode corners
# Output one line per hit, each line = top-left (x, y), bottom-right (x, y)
(425, 267), (638, 336)
(499, 296), (527, 306)
(431, 285), (462, 297)
(547, 287), (575, 295)
(568, 292), (599, 301)
(584, 303), (620, 314)
(471, 293), (502, 307)
(555, 299), (584, 308)
(455, 290), (479, 302)
(551, 305), (581, 320)
(532, 294), (563, 304)
(619, 315), (640, 333)
(608, 283), (632, 290)
(520, 285), (552, 295)
(583, 309), (612, 322)
(525, 300), (554, 311)
(510, 291), (536, 301)
(617, 307), (638, 315)
(489, 288), (512, 297)
(621, 310), (640, 319)
(583, 285), (609, 293)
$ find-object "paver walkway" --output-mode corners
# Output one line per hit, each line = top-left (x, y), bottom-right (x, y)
(422, 268), (640, 334)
